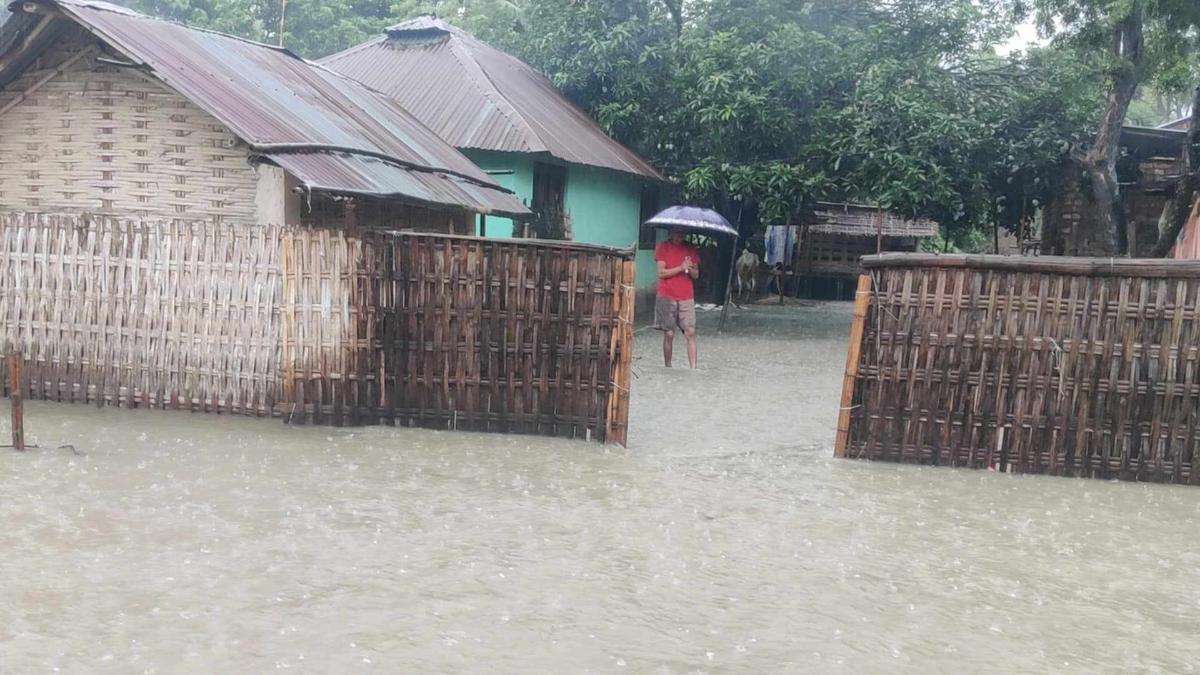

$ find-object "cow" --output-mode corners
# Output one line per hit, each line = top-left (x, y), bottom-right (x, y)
(734, 248), (760, 303)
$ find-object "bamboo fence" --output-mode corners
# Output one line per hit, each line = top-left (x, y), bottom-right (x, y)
(0, 213), (636, 444)
(836, 253), (1200, 483)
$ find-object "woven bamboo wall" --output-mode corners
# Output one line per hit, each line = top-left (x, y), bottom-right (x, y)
(837, 254), (1200, 483)
(280, 232), (636, 443)
(0, 31), (258, 223)
(0, 213), (280, 412)
(0, 213), (635, 443)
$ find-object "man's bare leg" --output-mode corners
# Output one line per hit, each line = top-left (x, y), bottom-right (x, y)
(684, 327), (698, 369)
(663, 330), (675, 367)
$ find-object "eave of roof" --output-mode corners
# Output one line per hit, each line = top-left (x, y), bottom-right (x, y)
(1122, 125), (1186, 159)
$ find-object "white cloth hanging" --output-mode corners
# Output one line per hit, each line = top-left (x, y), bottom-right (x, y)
(764, 225), (797, 266)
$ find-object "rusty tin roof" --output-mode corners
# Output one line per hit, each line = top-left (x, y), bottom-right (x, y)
(1, 0), (529, 216)
(321, 17), (663, 181)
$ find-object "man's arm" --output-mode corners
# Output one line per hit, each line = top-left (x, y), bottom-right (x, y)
(657, 260), (687, 279)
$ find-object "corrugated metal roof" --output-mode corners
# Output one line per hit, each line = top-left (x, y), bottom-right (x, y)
(807, 202), (939, 238)
(264, 151), (528, 214)
(1, 0), (529, 216)
(1161, 117), (1191, 131)
(321, 17), (663, 181)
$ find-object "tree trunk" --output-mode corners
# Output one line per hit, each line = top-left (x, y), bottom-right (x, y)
(1150, 85), (1200, 257)
(1078, 9), (1144, 256)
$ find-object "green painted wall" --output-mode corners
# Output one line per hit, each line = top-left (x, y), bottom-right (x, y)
(463, 150), (532, 239)
(563, 164), (658, 289)
(464, 149), (660, 290)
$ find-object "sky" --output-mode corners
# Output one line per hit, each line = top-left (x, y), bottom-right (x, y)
(997, 20), (1043, 55)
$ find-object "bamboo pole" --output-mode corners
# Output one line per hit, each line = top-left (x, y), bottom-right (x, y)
(861, 252), (1200, 278)
(833, 274), (872, 458)
(874, 210), (884, 254)
(8, 352), (24, 451)
(719, 235), (739, 333)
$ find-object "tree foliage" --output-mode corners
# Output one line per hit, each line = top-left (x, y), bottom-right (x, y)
(484, 0), (1106, 242)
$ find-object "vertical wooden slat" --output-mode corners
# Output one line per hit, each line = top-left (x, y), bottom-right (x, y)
(7, 351), (24, 451)
(834, 274), (872, 458)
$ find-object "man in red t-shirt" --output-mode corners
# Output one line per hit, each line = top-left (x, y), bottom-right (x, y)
(654, 230), (701, 368)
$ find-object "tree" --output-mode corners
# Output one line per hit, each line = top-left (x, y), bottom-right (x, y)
(1017, 0), (1200, 255)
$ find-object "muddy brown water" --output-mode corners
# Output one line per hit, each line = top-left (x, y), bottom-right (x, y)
(3, 303), (1200, 673)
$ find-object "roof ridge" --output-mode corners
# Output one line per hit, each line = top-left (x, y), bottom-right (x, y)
(318, 34), (387, 65)
(440, 32), (543, 154)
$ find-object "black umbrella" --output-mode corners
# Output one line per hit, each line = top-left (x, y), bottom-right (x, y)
(643, 206), (739, 238)
(644, 206), (742, 332)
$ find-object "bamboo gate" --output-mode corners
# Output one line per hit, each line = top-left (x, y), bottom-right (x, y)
(835, 253), (1200, 483)
(0, 213), (635, 445)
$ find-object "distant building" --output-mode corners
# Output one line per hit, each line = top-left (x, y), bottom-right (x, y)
(322, 18), (665, 287)
(1042, 126), (1184, 256)
(793, 202), (938, 297)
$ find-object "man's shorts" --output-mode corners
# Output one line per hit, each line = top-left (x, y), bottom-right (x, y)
(654, 296), (696, 333)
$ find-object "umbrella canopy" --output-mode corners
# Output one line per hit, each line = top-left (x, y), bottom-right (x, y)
(644, 206), (738, 238)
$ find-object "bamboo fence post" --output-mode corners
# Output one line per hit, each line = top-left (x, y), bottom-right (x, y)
(8, 352), (24, 451)
(834, 274), (872, 458)
(719, 235), (739, 333)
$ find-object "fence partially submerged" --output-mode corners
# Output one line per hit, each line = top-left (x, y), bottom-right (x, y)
(835, 253), (1200, 483)
(0, 213), (635, 444)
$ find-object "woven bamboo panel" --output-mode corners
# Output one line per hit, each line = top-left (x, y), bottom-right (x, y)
(279, 231), (636, 441)
(0, 213), (280, 413)
(842, 254), (1200, 483)
(0, 213), (636, 443)
(277, 227), (384, 425)
(0, 32), (257, 223)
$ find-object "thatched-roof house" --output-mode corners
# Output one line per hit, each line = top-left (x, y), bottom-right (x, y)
(797, 202), (938, 284)
(321, 17), (664, 287)
(0, 0), (528, 228)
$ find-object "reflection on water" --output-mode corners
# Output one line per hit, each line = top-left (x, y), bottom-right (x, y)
(2, 303), (1200, 673)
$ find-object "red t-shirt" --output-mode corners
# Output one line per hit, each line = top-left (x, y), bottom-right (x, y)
(655, 240), (700, 301)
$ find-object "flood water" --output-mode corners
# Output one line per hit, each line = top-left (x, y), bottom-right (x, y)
(4, 302), (1200, 673)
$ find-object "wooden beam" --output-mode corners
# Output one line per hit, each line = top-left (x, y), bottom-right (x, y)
(861, 252), (1200, 278)
(7, 352), (25, 451)
(834, 274), (871, 458)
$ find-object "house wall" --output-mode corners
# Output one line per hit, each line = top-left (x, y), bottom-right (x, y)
(463, 150), (533, 239)
(1043, 157), (1181, 256)
(0, 32), (260, 223)
(563, 164), (657, 289)
(463, 149), (659, 289)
